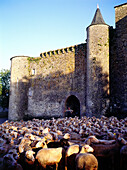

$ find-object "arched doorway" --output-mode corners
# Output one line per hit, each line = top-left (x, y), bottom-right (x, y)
(65, 95), (80, 117)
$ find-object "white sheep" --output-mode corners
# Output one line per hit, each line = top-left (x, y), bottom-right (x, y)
(36, 147), (65, 169)
(75, 153), (98, 170)
(65, 144), (94, 170)
(66, 144), (94, 157)
(25, 150), (35, 161)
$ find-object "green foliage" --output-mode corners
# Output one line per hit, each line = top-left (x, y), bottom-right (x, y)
(27, 57), (41, 64)
(0, 69), (10, 109)
(27, 57), (42, 75)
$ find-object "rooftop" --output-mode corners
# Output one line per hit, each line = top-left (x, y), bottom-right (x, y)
(114, 2), (127, 8)
(90, 7), (107, 26)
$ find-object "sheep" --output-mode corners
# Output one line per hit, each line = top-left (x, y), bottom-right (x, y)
(75, 153), (98, 170)
(8, 149), (19, 160)
(19, 137), (31, 146)
(3, 154), (23, 170)
(63, 133), (70, 140)
(1, 116), (127, 169)
(42, 127), (50, 134)
(91, 141), (121, 170)
(84, 135), (115, 145)
(60, 138), (70, 150)
(32, 140), (47, 149)
(0, 138), (6, 146)
(120, 145), (127, 170)
(70, 132), (80, 140)
(47, 138), (69, 150)
(84, 136), (100, 145)
(18, 145), (24, 154)
(25, 150), (35, 162)
(65, 144), (94, 170)
(25, 150), (36, 167)
(66, 144), (94, 157)
(36, 147), (65, 170)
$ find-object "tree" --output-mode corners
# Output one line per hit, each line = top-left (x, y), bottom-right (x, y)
(0, 69), (10, 110)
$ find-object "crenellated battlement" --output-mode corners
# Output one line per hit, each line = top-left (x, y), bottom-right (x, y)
(40, 44), (84, 58)
(9, 3), (127, 121)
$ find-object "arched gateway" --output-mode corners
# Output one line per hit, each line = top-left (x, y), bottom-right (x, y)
(65, 95), (80, 118)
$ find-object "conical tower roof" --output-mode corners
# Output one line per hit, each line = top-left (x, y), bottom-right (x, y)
(90, 6), (107, 25)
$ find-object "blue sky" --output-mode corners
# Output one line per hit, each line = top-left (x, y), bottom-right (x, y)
(0, 0), (126, 70)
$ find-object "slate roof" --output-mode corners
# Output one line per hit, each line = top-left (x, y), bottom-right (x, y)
(90, 7), (107, 25)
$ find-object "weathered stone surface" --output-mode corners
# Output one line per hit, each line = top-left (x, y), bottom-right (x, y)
(9, 45), (87, 120)
(114, 3), (127, 113)
(9, 3), (127, 120)
(86, 24), (109, 117)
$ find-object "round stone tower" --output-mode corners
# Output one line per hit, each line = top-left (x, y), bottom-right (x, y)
(8, 56), (29, 120)
(86, 6), (109, 117)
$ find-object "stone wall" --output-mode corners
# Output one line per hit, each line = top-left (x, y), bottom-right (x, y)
(8, 56), (29, 120)
(86, 24), (109, 117)
(109, 27), (118, 109)
(8, 3), (127, 120)
(9, 44), (86, 120)
(114, 3), (127, 113)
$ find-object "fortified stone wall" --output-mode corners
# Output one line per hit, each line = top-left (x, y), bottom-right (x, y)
(114, 3), (127, 113)
(8, 3), (127, 120)
(26, 44), (86, 119)
(109, 27), (117, 108)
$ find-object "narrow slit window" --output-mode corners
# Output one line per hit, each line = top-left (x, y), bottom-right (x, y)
(32, 69), (35, 75)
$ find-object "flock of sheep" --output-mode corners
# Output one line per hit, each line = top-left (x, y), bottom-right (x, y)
(0, 115), (127, 170)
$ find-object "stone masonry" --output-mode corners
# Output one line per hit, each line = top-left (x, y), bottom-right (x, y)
(87, 23), (109, 117)
(9, 3), (127, 120)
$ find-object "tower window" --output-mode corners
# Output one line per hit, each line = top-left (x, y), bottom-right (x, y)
(32, 69), (35, 75)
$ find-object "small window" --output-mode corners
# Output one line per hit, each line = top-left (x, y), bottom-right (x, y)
(32, 69), (35, 75)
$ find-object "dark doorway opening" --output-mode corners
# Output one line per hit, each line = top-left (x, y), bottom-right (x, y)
(65, 95), (80, 118)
